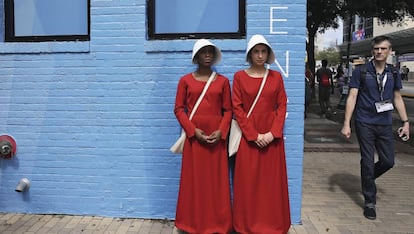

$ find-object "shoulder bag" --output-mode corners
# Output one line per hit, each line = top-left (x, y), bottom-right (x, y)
(170, 72), (216, 154)
(228, 69), (268, 157)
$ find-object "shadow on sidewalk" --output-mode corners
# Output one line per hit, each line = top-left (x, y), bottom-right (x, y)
(328, 173), (364, 208)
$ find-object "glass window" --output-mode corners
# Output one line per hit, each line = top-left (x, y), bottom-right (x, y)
(4, 0), (90, 42)
(147, 0), (245, 40)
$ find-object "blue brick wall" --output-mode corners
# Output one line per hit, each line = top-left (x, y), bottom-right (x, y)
(0, 0), (306, 224)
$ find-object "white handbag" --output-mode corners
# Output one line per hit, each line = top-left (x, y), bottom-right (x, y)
(228, 69), (269, 157)
(170, 72), (216, 154)
(228, 120), (242, 156)
(170, 129), (186, 154)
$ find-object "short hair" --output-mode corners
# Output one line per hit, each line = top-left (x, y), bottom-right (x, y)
(371, 35), (392, 48)
(321, 59), (328, 67)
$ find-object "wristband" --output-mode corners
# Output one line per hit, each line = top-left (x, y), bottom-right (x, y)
(401, 119), (409, 124)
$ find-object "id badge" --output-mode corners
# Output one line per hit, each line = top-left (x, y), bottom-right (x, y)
(375, 100), (394, 113)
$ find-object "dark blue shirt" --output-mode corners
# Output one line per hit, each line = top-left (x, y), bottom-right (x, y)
(349, 61), (402, 125)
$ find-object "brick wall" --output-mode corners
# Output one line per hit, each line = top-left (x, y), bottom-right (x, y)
(0, 0), (306, 224)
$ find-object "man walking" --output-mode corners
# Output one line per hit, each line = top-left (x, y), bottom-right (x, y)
(401, 65), (409, 81)
(316, 59), (333, 117)
(341, 36), (410, 220)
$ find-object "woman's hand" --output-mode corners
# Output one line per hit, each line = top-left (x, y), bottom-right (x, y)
(263, 132), (274, 144)
(255, 132), (274, 148)
(206, 130), (222, 144)
(194, 128), (209, 144)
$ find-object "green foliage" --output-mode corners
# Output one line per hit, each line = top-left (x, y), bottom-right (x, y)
(306, 0), (414, 73)
(340, 0), (414, 23)
(307, 0), (342, 35)
(316, 48), (341, 66)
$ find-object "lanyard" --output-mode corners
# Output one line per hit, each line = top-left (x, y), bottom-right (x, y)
(376, 72), (387, 101)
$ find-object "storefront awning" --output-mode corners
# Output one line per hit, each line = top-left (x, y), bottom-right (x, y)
(339, 27), (414, 59)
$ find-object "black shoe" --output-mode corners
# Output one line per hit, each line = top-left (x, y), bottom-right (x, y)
(363, 207), (376, 220)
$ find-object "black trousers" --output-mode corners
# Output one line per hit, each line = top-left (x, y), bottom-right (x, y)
(318, 86), (331, 114)
(355, 121), (395, 207)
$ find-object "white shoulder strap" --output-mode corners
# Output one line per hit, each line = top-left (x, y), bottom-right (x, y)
(189, 71), (216, 120)
(247, 69), (268, 117)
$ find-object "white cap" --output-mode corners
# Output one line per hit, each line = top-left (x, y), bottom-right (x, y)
(192, 39), (222, 65)
(246, 34), (275, 64)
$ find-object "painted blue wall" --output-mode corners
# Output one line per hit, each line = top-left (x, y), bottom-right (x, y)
(0, 0), (306, 224)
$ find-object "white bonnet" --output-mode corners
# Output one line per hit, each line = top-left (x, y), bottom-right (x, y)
(192, 39), (222, 65)
(246, 34), (275, 64)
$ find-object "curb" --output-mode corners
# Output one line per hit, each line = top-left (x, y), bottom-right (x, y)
(304, 147), (360, 152)
(401, 93), (414, 98)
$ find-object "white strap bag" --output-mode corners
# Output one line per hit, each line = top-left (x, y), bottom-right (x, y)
(228, 69), (269, 157)
(170, 72), (216, 154)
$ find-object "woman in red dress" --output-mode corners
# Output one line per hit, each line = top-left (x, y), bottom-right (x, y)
(173, 39), (233, 233)
(232, 35), (291, 234)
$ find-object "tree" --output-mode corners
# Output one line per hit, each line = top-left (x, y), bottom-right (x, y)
(307, 0), (414, 85)
(339, 0), (414, 62)
(316, 47), (341, 66)
(307, 0), (342, 90)
(339, 0), (414, 23)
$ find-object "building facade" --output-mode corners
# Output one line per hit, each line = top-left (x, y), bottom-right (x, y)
(0, 0), (307, 223)
(339, 15), (414, 75)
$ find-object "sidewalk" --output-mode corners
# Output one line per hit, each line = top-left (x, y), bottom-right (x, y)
(401, 79), (414, 98)
(1, 95), (413, 233)
(301, 113), (414, 234)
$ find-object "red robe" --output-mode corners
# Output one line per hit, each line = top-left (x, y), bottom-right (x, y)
(232, 70), (291, 234)
(174, 73), (233, 234)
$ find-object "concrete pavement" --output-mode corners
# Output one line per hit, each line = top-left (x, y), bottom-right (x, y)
(401, 79), (414, 98)
(301, 112), (414, 234)
(1, 89), (413, 233)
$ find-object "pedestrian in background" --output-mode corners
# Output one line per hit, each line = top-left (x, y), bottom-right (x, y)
(316, 59), (334, 117)
(232, 34), (291, 233)
(173, 39), (233, 233)
(341, 35), (410, 220)
(401, 65), (409, 81)
(336, 69), (345, 95)
(305, 63), (313, 118)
